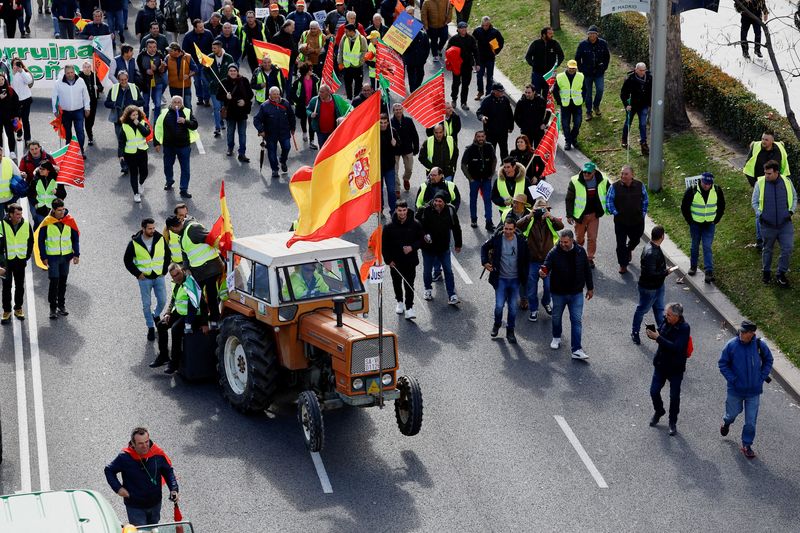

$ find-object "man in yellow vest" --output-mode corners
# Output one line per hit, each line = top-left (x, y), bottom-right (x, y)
(751, 160), (796, 287)
(164, 203), (189, 264)
(491, 156), (532, 222)
(37, 198), (80, 319)
(124, 218), (171, 342)
(516, 198), (563, 321)
(743, 130), (792, 249)
(680, 172), (726, 284)
(166, 214), (224, 329)
(1, 203), (34, 324)
(0, 147), (23, 214)
(415, 167), (461, 211)
(156, 262), (204, 374)
(337, 23), (367, 99)
(565, 161), (607, 268)
(418, 124), (459, 181)
(554, 59), (584, 151)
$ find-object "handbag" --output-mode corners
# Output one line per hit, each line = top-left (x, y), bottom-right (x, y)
(220, 105), (228, 119)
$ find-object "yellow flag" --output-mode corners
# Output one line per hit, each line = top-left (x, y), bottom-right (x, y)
(194, 43), (214, 68)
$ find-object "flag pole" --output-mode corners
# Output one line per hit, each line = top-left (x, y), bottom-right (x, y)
(376, 101), (385, 410)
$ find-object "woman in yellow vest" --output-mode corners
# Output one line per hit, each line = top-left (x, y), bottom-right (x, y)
(26, 161), (66, 228)
(117, 105), (152, 204)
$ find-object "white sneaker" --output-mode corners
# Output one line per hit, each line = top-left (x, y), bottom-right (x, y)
(550, 337), (561, 349)
(571, 348), (589, 360)
(448, 294), (460, 305)
(404, 308), (416, 320)
(133, 193), (141, 203)
(395, 302), (404, 314)
(423, 289), (432, 301)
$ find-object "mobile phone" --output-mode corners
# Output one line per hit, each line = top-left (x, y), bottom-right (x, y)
(645, 323), (656, 332)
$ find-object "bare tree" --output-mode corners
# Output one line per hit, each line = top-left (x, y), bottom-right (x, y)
(649, 4), (691, 132)
(550, 0), (561, 30)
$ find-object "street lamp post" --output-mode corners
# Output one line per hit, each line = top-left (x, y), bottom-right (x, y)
(648, 0), (668, 192)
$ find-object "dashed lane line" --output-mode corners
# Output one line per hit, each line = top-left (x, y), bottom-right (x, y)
(310, 452), (333, 494)
(553, 415), (609, 489)
(450, 252), (473, 285)
(12, 317), (32, 492)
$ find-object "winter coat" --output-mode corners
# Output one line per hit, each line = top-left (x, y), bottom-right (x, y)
(574, 37), (610, 77)
(638, 242), (668, 290)
(19, 151), (57, 184)
(104, 445), (178, 509)
(153, 106), (198, 147)
(416, 203), (462, 253)
(718, 336), (773, 397)
(480, 232), (529, 287)
(177, 221), (223, 281)
(477, 94), (514, 136)
(104, 83), (144, 123)
(516, 212), (564, 262)
(565, 171), (607, 222)
(380, 127), (400, 173)
(391, 115), (419, 155)
(290, 74), (319, 118)
(491, 163), (532, 208)
(135, 6), (165, 36)
(136, 50), (167, 90)
(681, 184), (726, 227)
(446, 33), (479, 68)
(403, 30), (430, 68)
(182, 29), (215, 63)
(205, 51), (235, 94)
(0, 84), (19, 121)
(421, 0), (451, 29)
(254, 98), (296, 140)
(514, 94), (549, 139)
(415, 179), (461, 210)
(123, 230), (171, 280)
(653, 319), (691, 376)
(418, 136), (459, 177)
(620, 70), (653, 111)
(525, 37), (564, 75)
(287, 10), (314, 41)
(543, 242), (593, 295)
(382, 212), (424, 268)
(460, 141), (496, 181)
(51, 75), (90, 113)
(472, 25), (504, 64)
(217, 76), (254, 121)
(425, 113), (461, 143)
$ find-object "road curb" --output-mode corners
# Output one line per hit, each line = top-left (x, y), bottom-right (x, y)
(489, 63), (800, 402)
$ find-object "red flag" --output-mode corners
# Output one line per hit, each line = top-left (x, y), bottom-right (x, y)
(143, 116), (154, 143)
(402, 69), (445, 128)
(50, 110), (66, 140)
(375, 40), (405, 97)
(321, 38), (341, 93)
(174, 503), (184, 533)
(533, 114), (559, 177)
(450, 0), (465, 11)
(359, 226), (383, 281)
(206, 181), (235, 259)
(93, 52), (110, 83)
(51, 138), (86, 188)
(393, 0), (404, 21)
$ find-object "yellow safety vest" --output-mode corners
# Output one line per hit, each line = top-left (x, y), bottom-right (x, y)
(342, 36), (362, 68)
(110, 83), (140, 103)
(132, 237), (166, 276)
(281, 270), (330, 299)
(44, 224), (73, 256)
(757, 175), (795, 212)
(690, 186), (718, 223)
(522, 216), (558, 243)
(34, 179), (58, 209)
(298, 31), (323, 62)
(154, 107), (199, 145)
(180, 222), (218, 268)
(556, 71), (584, 106)
(416, 181), (456, 208)
(121, 123), (148, 154)
(367, 42), (376, 78)
(173, 283), (189, 315)
(2, 220), (31, 260)
(743, 141), (791, 178)
(570, 174), (608, 218)
(0, 158), (12, 200)
(168, 229), (183, 263)
(425, 136), (454, 167)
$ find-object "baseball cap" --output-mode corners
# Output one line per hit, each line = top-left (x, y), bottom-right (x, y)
(739, 320), (757, 333)
(567, 59), (578, 69)
(368, 30), (380, 39)
(491, 82), (504, 91)
(582, 162), (596, 173)
(701, 172), (714, 184)
(269, 3), (279, 9)
(457, 21), (468, 28)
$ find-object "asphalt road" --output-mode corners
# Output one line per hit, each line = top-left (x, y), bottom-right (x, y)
(2, 11), (800, 532)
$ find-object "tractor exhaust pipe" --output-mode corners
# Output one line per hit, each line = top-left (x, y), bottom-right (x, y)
(333, 296), (345, 327)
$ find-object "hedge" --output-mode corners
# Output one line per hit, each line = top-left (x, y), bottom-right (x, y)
(560, 0), (800, 171)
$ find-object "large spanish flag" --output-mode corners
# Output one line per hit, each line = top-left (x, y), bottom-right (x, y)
(206, 180), (235, 259)
(288, 92), (382, 247)
(252, 39), (291, 78)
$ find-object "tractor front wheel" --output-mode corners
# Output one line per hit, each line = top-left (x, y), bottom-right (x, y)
(297, 391), (324, 452)
(395, 376), (423, 436)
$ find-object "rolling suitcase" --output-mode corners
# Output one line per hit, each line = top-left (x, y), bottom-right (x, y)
(180, 331), (218, 382)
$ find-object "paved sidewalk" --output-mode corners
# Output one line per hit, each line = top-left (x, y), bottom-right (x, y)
(491, 64), (800, 401)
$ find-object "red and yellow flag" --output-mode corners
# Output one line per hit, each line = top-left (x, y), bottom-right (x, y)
(359, 226), (382, 281)
(288, 92), (382, 247)
(206, 180), (235, 259)
(72, 17), (90, 30)
(194, 43), (214, 68)
(252, 39), (291, 78)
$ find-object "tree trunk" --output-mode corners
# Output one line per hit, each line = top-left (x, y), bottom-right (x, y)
(649, 7), (691, 132)
(550, 0), (561, 30)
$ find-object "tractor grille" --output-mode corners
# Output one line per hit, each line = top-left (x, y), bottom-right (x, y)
(350, 336), (397, 374)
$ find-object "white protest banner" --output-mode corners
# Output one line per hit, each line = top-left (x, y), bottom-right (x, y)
(255, 7), (268, 17)
(529, 180), (555, 202)
(2, 36), (114, 89)
(601, 0), (650, 16)
(367, 265), (386, 285)
(684, 175), (702, 189)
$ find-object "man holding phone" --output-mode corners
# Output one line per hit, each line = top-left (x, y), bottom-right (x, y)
(631, 225), (678, 345)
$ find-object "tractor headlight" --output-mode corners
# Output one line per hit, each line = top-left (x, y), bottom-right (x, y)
(381, 374), (392, 386)
(352, 378), (364, 390)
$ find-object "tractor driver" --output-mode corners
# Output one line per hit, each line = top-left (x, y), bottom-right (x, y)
(282, 263), (331, 299)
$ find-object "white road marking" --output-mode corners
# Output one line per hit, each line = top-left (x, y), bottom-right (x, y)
(25, 258), (51, 491)
(450, 252), (473, 285)
(12, 318), (32, 493)
(553, 415), (608, 489)
(310, 452), (333, 494)
(195, 135), (206, 155)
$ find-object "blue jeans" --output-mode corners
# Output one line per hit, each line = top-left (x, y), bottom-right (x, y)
(724, 392), (760, 446)
(689, 223), (715, 272)
(316, 130), (331, 147)
(494, 277), (520, 328)
(194, 73), (210, 102)
(551, 292), (584, 350)
(476, 60), (495, 94)
(422, 249), (455, 297)
(632, 285), (665, 333)
(125, 503), (161, 527)
(106, 9), (124, 36)
(46, 255), (70, 279)
(560, 105), (582, 145)
(531, 72), (544, 92)
(19, 0), (31, 31)
(61, 109), (86, 153)
(527, 261), (550, 310)
(582, 74), (605, 113)
(138, 276), (167, 328)
(267, 137), (291, 173)
(163, 144), (191, 191)
(650, 367), (683, 424)
(382, 168), (397, 213)
(143, 84), (165, 125)
(169, 86), (193, 110)
(469, 179), (493, 222)
(226, 118), (247, 154)
(623, 106), (649, 144)
(211, 94), (223, 130)
(761, 222), (794, 274)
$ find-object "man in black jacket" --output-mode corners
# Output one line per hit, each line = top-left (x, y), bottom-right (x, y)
(541, 229), (593, 360)
(392, 103), (419, 193)
(380, 112), (400, 214)
(631, 225), (678, 345)
(472, 16), (504, 101)
(383, 201), (424, 319)
(445, 21), (479, 110)
(681, 172), (726, 283)
(620, 62), (653, 155)
(1, 204), (33, 324)
(606, 165), (648, 274)
(477, 82), (514, 159)
(481, 218), (529, 343)
(402, 15), (430, 92)
(154, 95), (199, 198)
(514, 84), (550, 147)
(525, 26), (564, 91)
(574, 25), (610, 120)
(461, 130), (496, 229)
(645, 302), (691, 436)
(416, 192), (463, 305)
(419, 124), (459, 181)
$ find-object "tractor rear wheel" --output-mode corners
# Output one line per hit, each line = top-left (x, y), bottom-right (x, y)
(217, 315), (279, 413)
(297, 391), (324, 452)
(395, 376), (423, 436)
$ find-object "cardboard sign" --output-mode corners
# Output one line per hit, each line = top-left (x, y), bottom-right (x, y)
(313, 10), (327, 26)
(367, 265), (386, 284)
(255, 7), (268, 17)
(530, 180), (555, 202)
(382, 11), (423, 54)
(684, 175), (702, 190)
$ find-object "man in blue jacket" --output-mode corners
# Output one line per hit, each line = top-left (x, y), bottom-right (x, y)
(718, 320), (774, 459)
(574, 25), (609, 120)
(254, 86), (296, 179)
(104, 427), (179, 526)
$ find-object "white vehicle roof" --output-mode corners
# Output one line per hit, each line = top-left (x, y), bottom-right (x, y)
(232, 232), (361, 268)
